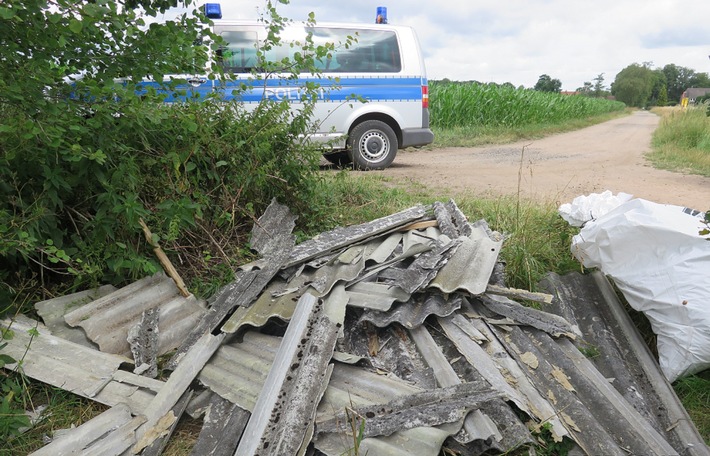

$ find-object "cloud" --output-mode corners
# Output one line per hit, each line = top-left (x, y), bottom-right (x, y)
(642, 28), (710, 49)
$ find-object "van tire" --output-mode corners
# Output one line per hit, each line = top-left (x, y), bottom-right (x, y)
(348, 120), (398, 170)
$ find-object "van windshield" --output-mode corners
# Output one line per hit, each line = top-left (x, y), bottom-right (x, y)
(217, 27), (401, 74)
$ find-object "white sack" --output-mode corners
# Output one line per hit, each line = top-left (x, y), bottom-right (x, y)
(571, 198), (710, 382)
(558, 190), (633, 227)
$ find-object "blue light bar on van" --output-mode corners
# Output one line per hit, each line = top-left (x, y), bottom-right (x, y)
(203, 3), (222, 19)
(376, 6), (387, 24)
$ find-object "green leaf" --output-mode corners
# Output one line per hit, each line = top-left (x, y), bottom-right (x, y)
(69, 18), (83, 34)
(0, 7), (15, 19)
(0, 354), (17, 368)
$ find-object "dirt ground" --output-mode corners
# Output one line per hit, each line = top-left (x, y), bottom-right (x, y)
(377, 110), (710, 210)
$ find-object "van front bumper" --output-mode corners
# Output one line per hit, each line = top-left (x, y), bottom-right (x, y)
(401, 128), (434, 148)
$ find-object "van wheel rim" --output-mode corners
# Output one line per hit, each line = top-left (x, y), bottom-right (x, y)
(359, 131), (389, 163)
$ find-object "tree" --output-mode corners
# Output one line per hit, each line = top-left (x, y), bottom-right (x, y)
(577, 81), (593, 96)
(593, 73), (606, 97)
(661, 64), (710, 104)
(611, 63), (654, 107)
(534, 74), (562, 93)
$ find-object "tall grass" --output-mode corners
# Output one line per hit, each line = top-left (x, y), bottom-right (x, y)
(429, 81), (626, 129)
(649, 107), (710, 178)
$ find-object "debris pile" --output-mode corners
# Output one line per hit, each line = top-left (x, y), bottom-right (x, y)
(3, 200), (708, 455)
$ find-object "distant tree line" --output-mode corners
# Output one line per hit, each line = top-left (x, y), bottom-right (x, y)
(532, 63), (710, 108)
(607, 62), (710, 107)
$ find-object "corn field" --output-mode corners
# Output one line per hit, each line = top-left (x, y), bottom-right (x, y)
(429, 80), (626, 129)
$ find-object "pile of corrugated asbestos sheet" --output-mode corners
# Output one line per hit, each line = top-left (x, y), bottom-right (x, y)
(3, 200), (709, 456)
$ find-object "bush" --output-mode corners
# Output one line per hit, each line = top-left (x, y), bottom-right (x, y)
(0, 0), (328, 307)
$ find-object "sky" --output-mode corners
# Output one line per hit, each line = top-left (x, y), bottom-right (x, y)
(167, 0), (710, 91)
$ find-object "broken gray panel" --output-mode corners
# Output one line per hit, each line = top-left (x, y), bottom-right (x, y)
(402, 225), (442, 253)
(480, 293), (579, 339)
(141, 389), (194, 456)
(521, 325), (678, 455)
(485, 283), (554, 305)
(198, 331), (280, 411)
(127, 308), (159, 378)
(437, 314), (528, 412)
(30, 404), (143, 456)
(344, 281), (412, 312)
(434, 201), (458, 239)
(409, 325), (497, 444)
(359, 293), (462, 329)
(1, 317), (157, 415)
(197, 330), (459, 456)
(316, 382), (501, 438)
(463, 313), (570, 441)
(190, 394), (250, 456)
(493, 323), (644, 456)
(540, 271), (709, 456)
(132, 332), (226, 454)
(397, 239), (462, 294)
(428, 226), (503, 295)
(34, 284), (116, 348)
(283, 205), (430, 268)
(445, 199), (473, 238)
(63, 273), (205, 357)
(314, 363), (458, 456)
(221, 280), (299, 334)
(362, 231), (403, 264)
(235, 293), (341, 456)
(278, 253), (366, 297)
(337, 318), (437, 389)
(249, 199), (297, 257)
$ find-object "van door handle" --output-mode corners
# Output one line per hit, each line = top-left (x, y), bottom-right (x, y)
(187, 78), (207, 87)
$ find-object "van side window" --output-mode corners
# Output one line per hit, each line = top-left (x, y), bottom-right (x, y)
(218, 30), (258, 73)
(216, 27), (401, 74)
(309, 28), (401, 73)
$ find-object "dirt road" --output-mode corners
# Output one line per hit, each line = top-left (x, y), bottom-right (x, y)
(381, 111), (709, 210)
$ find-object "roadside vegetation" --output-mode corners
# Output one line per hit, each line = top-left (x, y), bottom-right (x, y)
(648, 106), (710, 178)
(429, 80), (628, 147)
(1, 0), (708, 452)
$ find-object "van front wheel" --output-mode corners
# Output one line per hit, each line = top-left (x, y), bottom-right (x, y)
(348, 120), (398, 170)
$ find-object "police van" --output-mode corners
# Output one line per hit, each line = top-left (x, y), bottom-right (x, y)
(180, 4), (434, 170)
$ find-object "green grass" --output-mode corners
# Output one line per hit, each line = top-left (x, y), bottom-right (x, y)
(674, 373), (710, 444)
(648, 107), (710, 178)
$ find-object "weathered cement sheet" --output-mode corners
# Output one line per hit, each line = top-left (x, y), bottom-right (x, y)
(540, 271), (710, 456)
(1, 317), (159, 415)
(63, 272), (205, 357)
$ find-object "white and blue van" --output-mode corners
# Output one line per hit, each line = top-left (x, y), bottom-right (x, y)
(169, 4), (434, 170)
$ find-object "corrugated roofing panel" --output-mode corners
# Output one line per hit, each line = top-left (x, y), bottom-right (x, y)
(34, 285), (116, 348)
(344, 281), (411, 311)
(29, 404), (146, 456)
(429, 224), (503, 295)
(63, 273), (206, 357)
(359, 293), (462, 329)
(283, 205), (429, 268)
(1, 317), (159, 415)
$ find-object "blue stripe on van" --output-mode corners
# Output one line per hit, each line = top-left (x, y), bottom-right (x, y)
(219, 76), (423, 103)
(138, 76), (425, 103)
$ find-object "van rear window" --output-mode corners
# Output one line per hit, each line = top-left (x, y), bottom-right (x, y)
(217, 27), (401, 74)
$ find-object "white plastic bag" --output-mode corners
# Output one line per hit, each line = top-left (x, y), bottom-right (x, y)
(558, 190), (633, 227)
(570, 198), (710, 382)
